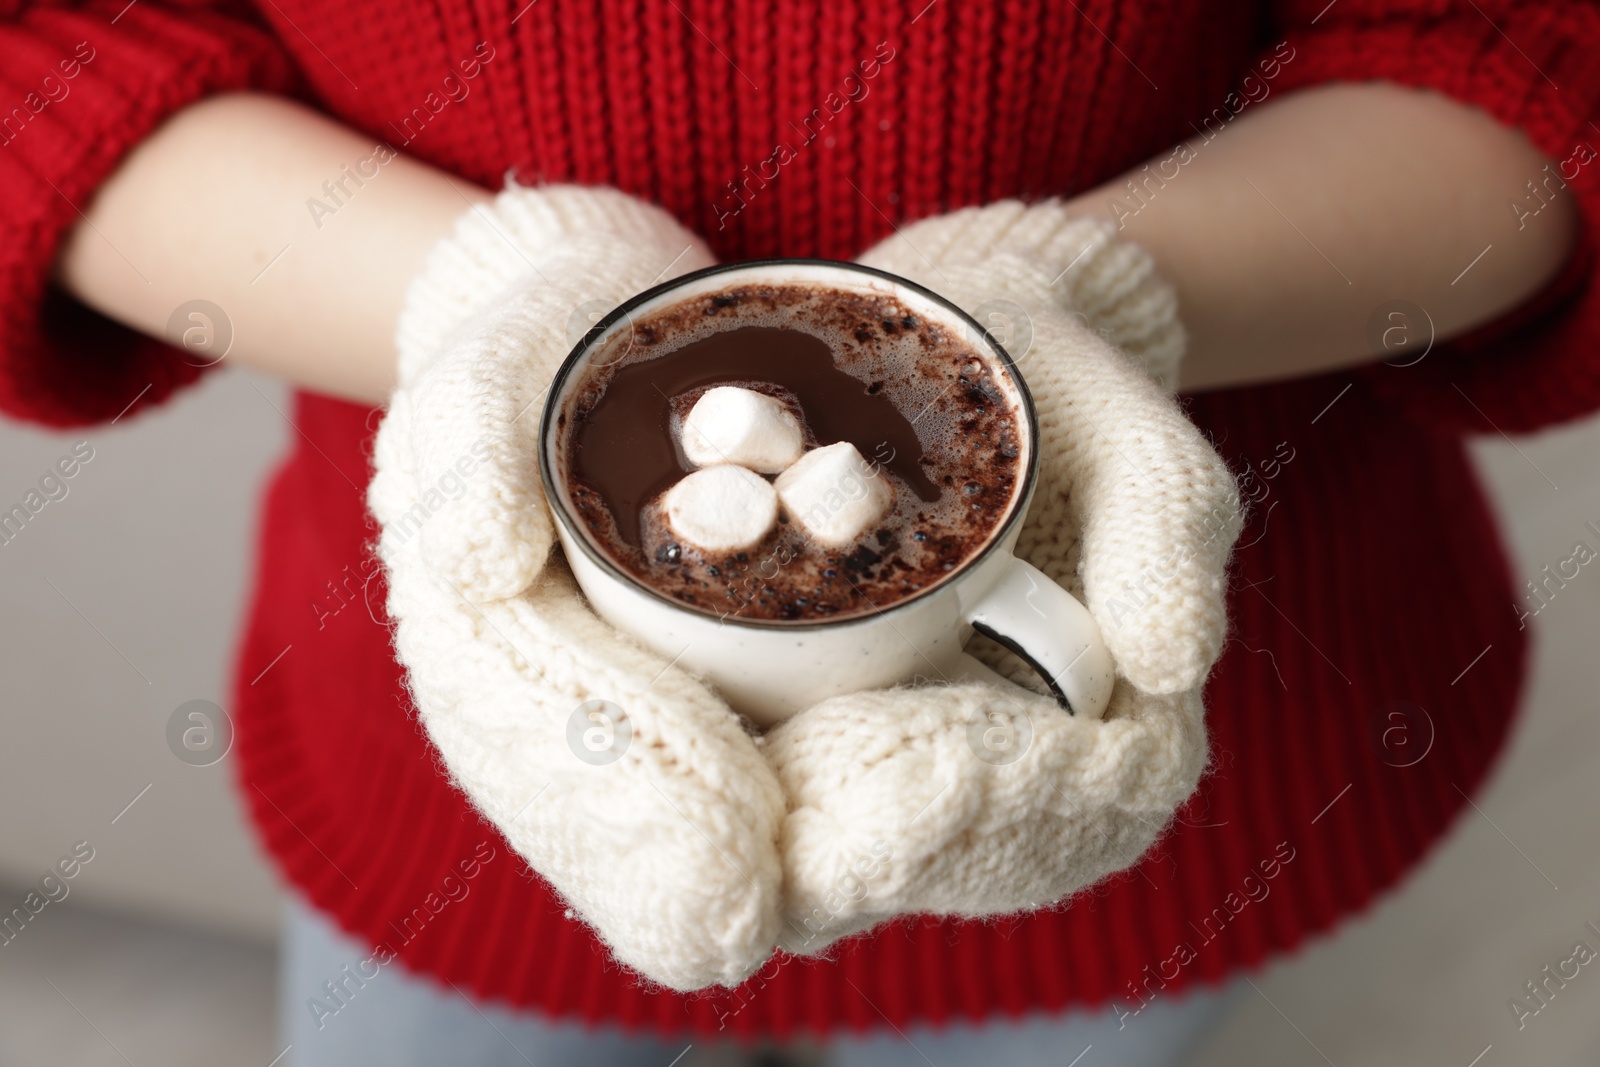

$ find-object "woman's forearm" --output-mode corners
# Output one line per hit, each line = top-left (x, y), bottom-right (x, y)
(54, 92), (489, 406)
(1067, 82), (1580, 393)
(54, 84), (1579, 404)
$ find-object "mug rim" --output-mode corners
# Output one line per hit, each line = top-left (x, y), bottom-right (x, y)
(537, 257), (1042, 632)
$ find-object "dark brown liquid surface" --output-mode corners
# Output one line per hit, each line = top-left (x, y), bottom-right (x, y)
(558, 282), (1024, 622)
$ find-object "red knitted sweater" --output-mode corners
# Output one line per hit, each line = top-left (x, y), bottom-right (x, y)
(4, 0), (1599, 1040)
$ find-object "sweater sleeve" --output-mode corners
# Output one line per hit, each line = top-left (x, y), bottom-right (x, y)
(0, 1), (298, 429)
(1263, 0), (1600, 435)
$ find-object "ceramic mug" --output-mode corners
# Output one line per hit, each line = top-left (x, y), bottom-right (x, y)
(539, 260), (1113, 727)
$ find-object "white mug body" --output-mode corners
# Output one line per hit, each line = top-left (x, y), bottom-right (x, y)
(553, 498), (1028, 725)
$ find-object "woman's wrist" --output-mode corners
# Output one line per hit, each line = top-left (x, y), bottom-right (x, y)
(55, 93), (490, 406)
(1064, 82), (1579, 394)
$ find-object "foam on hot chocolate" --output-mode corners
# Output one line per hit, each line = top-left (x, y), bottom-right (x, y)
(558, 281), (1026, 622)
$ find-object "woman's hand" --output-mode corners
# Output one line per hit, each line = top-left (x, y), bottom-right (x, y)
(762, 201), (1240, 958)
(368, 183), (788, 992)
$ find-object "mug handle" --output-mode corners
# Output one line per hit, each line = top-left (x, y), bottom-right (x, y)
(960, 555), (1115, 720)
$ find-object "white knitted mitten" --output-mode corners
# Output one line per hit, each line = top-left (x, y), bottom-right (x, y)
(858, 199), (1187, 390)
(368, 183), (786, 991)
(762, 201), (1241, 956)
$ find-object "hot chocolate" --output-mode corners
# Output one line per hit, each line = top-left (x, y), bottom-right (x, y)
(554, 280), (1026, 622)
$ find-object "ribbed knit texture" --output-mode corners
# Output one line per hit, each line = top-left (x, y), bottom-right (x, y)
(1, 0), (1597, 1039)
(0, 0), (297, 427)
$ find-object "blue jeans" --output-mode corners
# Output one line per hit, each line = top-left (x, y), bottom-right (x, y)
(280, 895), (1242, 1066)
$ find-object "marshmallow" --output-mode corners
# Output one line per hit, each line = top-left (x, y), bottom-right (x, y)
(774, 442), (894, 547)
(661, 464), (779, 554)
(681, 387), (804, 474)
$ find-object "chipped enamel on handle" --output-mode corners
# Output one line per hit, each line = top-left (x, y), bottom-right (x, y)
(962, 555), (1115, 720)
